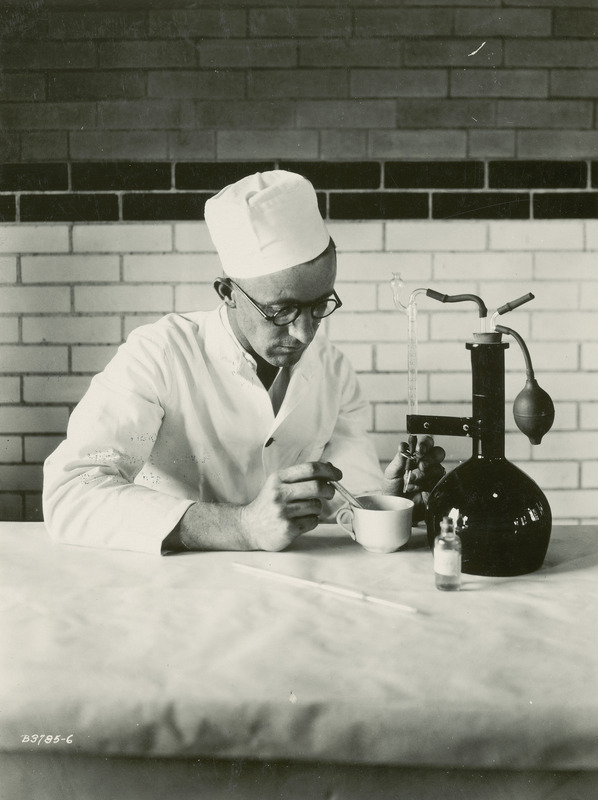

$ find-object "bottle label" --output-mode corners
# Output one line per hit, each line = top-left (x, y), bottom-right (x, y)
(434, 549), (461, 576)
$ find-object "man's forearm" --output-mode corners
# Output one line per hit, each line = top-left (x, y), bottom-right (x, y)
(163, 462), (344, 554)
(162, 501), (253, 553)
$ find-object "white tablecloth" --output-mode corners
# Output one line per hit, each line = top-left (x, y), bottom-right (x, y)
(1, 522), (597, 774)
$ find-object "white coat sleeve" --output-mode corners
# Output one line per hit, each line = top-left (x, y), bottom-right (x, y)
(320, 350), (384, 521)
(43, 330), (195, 555)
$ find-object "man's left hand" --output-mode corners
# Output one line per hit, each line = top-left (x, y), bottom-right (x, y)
(383, 434), (446, 522)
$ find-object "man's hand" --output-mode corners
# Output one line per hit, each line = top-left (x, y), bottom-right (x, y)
(240, 461), (342, 551)
(383, 435), (446, 522)
(164, 461), (342, 554)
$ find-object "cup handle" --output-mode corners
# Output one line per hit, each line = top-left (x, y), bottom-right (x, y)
(336, 506), (356, 540)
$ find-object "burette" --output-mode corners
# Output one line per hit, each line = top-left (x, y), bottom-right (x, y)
(390, 273), (427, 417)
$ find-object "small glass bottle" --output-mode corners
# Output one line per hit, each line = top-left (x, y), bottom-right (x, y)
(434, 516), (462, 591)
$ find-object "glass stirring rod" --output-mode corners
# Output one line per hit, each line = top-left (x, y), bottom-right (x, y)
(233, 562), (420, 615)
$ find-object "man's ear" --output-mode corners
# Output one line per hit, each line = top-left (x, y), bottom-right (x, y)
(214, 278), (235, 306)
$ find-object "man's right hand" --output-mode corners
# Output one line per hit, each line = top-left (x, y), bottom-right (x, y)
(240, 461), (342, 551)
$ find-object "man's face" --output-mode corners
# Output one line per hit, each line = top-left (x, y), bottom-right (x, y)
(227, 246), (337, 369)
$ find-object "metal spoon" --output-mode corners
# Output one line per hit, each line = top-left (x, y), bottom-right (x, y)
(330, 481), (365, 508)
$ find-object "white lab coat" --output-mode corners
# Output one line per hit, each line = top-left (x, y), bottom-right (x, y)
(43, 306), (383, 554)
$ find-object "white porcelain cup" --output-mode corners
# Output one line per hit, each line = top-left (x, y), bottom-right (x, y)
(336, 494), (414, 553)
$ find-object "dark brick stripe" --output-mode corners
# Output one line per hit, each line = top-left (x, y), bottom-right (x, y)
(489, 161), (587, 189)
(176, 162), (276, 190)
(433, 192), (530, 220)
(386, 161), (484, 189)
(534, 193), (598, 219)
(1, 160), (597, 221)
(280, 161), (381, 190)
(330, 192), (429, 219)
(72, 162), (172, 191)
(123, 193), (210, 221)
(0, 164), (68, 191)
(0, 195), (16, 221)
(20, 194), (119, 222)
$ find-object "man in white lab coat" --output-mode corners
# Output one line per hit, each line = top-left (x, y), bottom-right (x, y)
(43, 171), (443, 555)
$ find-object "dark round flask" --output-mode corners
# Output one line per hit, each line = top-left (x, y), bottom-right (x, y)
(425, 337), (552, 577)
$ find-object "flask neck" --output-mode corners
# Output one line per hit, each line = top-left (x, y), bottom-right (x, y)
(467, 340), (507, 459)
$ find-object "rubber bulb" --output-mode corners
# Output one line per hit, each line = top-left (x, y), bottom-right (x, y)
(513, 378), (555, 444)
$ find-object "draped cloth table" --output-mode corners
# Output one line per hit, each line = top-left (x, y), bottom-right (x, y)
(1, 521), (597, 799)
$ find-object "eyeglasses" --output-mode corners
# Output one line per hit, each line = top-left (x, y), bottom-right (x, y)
(229, 280), (342, 327)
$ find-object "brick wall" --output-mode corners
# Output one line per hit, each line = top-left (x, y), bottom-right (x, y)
(2, 1), (598, 162)
(0, 0), (596, 524)
(1, 215), (596, 524)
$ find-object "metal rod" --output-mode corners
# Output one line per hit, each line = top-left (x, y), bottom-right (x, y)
(330, 481), (364, 508)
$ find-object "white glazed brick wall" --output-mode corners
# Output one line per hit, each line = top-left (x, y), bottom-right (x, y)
(0, 220), (596, 524)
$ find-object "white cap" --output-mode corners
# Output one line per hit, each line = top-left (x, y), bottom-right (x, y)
(204, 170), (330, 279)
